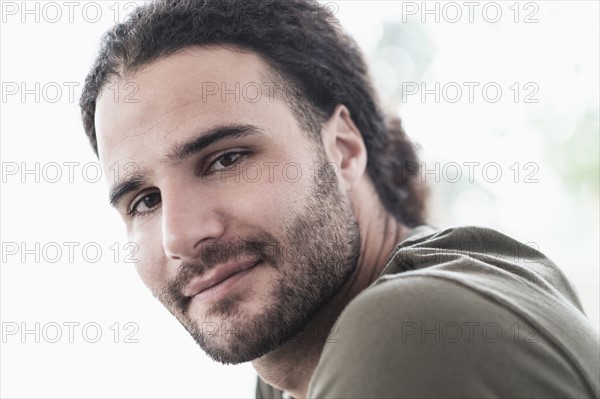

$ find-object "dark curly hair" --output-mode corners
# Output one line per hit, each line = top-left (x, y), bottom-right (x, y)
(80, 0), (428, 226)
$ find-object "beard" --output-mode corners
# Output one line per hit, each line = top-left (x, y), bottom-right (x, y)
(155, 161), (361, 364)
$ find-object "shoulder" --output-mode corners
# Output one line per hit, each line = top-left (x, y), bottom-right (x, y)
(308, 275), (592, 398)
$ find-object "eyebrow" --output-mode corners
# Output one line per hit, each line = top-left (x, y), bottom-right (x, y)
(165, 123), (262, 164)
(109, 123), (263, 209)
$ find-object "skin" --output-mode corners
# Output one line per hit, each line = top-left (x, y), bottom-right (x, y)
(95, 46), (409, 398)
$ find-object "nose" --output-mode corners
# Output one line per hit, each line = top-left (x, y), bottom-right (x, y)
(161, 182), (225, 261)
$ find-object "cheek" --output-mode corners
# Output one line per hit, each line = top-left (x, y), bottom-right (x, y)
(225, 166), (312, 232)
(131, 223), (168, 293)
(134, 252), (165, 294)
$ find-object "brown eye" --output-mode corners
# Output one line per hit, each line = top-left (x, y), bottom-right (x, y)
(218, 153), (240, 167)
(131, 191), (161, 216)
(207, 152), (245, 173)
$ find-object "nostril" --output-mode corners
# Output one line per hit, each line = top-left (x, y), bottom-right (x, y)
(164, 249), (181, 261)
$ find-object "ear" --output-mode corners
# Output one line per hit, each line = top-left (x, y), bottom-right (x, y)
(321, 105), (367, 190)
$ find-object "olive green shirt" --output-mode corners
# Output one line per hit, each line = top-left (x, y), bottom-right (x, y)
(256, 225), (599, 398)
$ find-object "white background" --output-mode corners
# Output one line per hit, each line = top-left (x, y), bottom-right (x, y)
(1, 1), (598, 398)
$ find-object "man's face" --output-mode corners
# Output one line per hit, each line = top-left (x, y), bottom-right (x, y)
(94, 46), (361, 363)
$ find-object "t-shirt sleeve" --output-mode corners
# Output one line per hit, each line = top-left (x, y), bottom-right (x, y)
(307, 275), (592, 398)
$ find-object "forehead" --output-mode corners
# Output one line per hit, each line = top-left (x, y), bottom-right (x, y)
(94, 46), (300, 170)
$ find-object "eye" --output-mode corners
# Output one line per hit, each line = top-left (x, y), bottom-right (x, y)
(206, 152), (246, 174)
(129, 191), (161, 217)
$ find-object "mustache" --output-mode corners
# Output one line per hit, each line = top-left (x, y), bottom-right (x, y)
(161, 233), (281, 312)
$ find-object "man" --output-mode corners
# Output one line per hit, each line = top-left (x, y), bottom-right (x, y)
(80, 0), (599, 397)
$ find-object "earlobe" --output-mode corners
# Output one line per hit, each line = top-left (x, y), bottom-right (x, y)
(322, 105), (367, 190)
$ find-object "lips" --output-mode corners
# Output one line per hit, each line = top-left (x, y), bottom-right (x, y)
(183, 258), (260, 298)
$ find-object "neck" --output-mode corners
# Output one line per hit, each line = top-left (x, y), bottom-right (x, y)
(251, 207), (410, 398)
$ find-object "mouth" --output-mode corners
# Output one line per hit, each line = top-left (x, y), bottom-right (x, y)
(185, 259), (262, 303)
